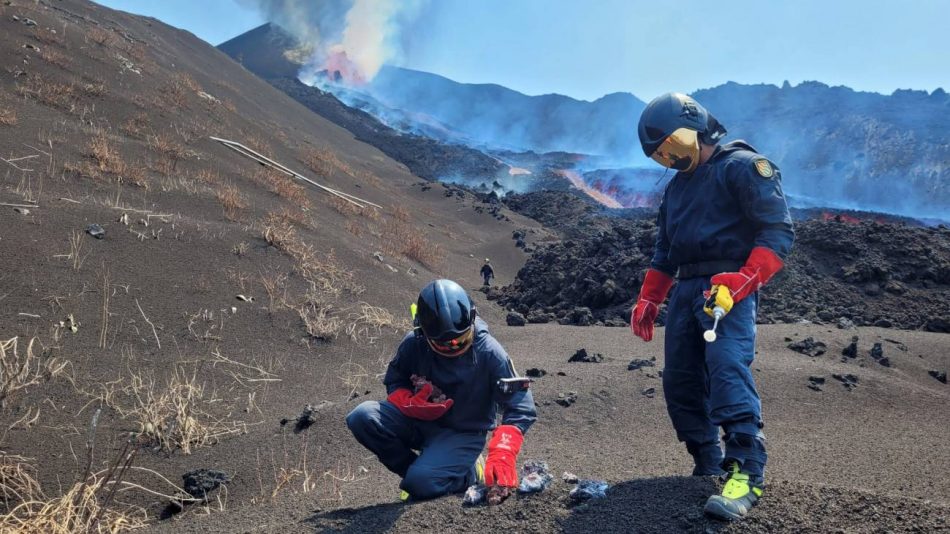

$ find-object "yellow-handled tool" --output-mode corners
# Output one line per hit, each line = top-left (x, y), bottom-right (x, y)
(703, 284), (734, 342)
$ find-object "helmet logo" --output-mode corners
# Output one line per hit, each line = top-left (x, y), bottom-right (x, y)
(680, 101), (699, 119)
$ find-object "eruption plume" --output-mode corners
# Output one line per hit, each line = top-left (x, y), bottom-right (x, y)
(239, 0), (427, 84)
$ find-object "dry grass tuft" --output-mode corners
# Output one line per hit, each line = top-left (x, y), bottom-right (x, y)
(382, 210), (442, 269)
(32, 27), (65, 47)
(346, 304), (411, 340)
(15, 75), (77, 110)
(39, 47), (70, 69)
(251, 169), (312, 208)
(216, 183), (247, 220)
(100, 365), (245, 454)
(0, 107), (16, 127)
(194, 168), (220, 185)
(86, 27), (116, 47)
(146, 132), (185, 175)
(0, 454), (41, 505)
(0, 439), (148, 533)
(120, 114), (148, 138)
(0, 337), (67, 408)
(303, 147), (353, 178)
(296, 298), (342, 341)
(89, 133), (125, 176)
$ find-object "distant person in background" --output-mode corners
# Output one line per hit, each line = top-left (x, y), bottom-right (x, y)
(480, 258), (495, 287)
(346, 279), (536, 501)
(630, 93), (794, 521)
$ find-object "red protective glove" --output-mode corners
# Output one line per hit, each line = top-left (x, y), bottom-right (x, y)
(630, 269), (675, 342)
(386, 384), (454, 421)
(710, 247), (784, 306)
(484, 425), (523, 487)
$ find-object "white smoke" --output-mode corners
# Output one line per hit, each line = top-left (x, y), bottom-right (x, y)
(239, 0), (427, 82)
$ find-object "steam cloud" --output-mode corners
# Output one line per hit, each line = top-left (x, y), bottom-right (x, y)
(238, 0), (427, 81)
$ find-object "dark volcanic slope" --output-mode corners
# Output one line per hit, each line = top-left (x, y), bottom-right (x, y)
(268, 77), (504, 182)
(218, 23), (505, 183)
(499, 192), (950, 331)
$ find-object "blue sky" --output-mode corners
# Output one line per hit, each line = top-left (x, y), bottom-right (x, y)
(97, 0), (948, 101)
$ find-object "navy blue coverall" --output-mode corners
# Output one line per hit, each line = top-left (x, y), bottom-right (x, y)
(652, 140), (794, 477)
(346, 317), (536, 499)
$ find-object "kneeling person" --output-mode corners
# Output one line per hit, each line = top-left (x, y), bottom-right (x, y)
(347, 279), (536, 501)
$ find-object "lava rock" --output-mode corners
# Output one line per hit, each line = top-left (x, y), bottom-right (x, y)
(837, 317), (856, 329)
(182, 469), (230, 500)
(525, 368), (546, 378)
(832, 373), (859, 390)
(85, 223), (105, 239)
(842, 336), (859, 358)
(526, 309), (552, 324)
(569, 349), (603, 363)
(928, 370), (947, 384)
(506, 311), (527, 327)
(788, 337), (827, 357)
(641, 387), (656, 398)
(555, 391), (578, 407)
(807, 376), (826, 391)
(627, 358), (656, 371)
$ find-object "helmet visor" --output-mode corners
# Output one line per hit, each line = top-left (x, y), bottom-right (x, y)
(427, 327), (474, 358)
(649, 127), (700, 172)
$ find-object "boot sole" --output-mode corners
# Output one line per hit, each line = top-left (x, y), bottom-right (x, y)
(703, 496), (746, 521)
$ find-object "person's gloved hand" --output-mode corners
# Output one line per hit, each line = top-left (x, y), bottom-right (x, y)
(485, 425), (523, 487)
(630, 269), (675, 342)
(386, 383), (454, 421)
(709, 247), (784, 312)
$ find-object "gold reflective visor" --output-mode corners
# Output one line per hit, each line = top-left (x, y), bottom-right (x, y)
(427, 328), (474, 358)
(649, 127), (700, 172)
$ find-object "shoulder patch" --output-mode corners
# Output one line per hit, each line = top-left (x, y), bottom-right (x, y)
(754, 158), (774, 179)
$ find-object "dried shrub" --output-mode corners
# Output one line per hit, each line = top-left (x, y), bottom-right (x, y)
(0, 107), (16, 127)
(32, 27), (65, 47)
(39, 47), (69, 69)
(296, 298), (342, 341)
(86, 27), (115, 47)
(147, 132), (185, 175)
(216, 184), (247, 220)
(81, 81), (107, 98)
(15, 75), (77, 110)
(383, 211), (441, 269)
(99, 365), (244, 454)
(89, 133), (125, 176)
(120, 114), (148, 138)
(0, 454), (41, 505)
(0, 337), (66, 408)
(346, 303), (410, 340)
(344, 219), (363, 237)
(252, 169), (311, 208)
(194, 168), (220, 185)
(303, 148), (352, 178)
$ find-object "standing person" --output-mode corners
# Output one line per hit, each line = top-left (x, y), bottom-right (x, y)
(480, 258), (495, 287)
(346, 279), (536, 501)
(630, 93), (794, 521)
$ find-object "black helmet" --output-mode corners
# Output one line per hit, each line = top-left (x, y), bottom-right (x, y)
(637, 92), (726, 172)
(416, 279), (476, 357)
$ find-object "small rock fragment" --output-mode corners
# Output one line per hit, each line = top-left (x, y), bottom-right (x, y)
(506, 311), (526, 327)
(182, 469), (230, 501)
(518, 460), (552, 494)
(807, 376), (825, 391)
(837, 317), (856, 330)
(568, 348), (603, 363)
(641, 387), (656, 398)
(13, 207), (29, 215)
(486, 485), (511, 505)
(410, 374), (446, 403)
(562, 472), (579, 484)
(525, 368), (546, 378)
(627, 358), (656, 371)
(569, 480), (608, 502)
(787, 337), (827, 357)
(555, 391), (577, 407)
(928, 370), (947, 384)
(463, 484), (486, 506)
(85, 223), (105, 239)
(832, 373), (859, 390)
(842, 336), (859, 358)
